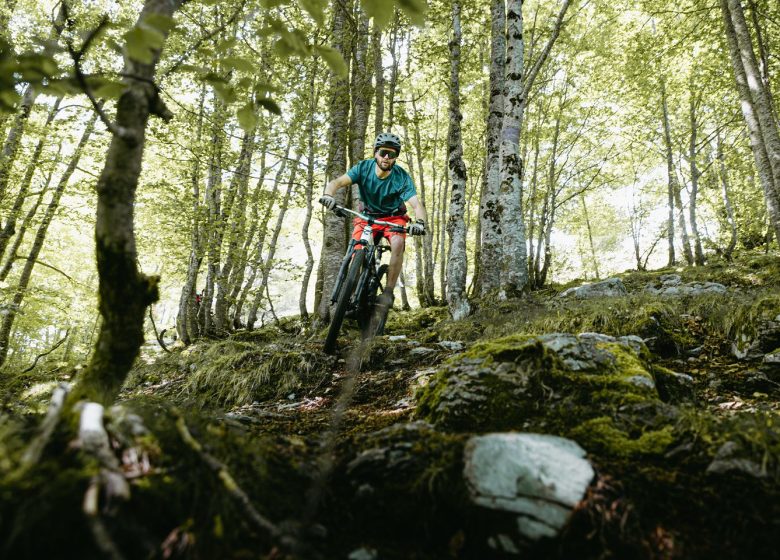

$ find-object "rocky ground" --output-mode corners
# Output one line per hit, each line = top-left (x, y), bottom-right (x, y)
(2, 253), (780, 559)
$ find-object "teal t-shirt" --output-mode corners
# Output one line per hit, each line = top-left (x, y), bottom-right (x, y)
(346, 159), (416, 214)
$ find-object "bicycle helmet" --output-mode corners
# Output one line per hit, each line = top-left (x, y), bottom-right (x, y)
(374, 132), (401, 156)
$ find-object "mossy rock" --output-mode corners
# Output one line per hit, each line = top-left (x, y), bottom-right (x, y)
(415, 332), (675, 459)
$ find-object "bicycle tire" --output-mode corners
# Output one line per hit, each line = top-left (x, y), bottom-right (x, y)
(361, 264), (389, 339)
(324, 251), (363, 354)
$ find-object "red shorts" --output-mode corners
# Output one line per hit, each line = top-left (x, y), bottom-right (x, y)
(351, 215), (410, 242)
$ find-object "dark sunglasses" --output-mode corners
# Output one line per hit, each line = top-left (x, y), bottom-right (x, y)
(377, 149), (397, 159)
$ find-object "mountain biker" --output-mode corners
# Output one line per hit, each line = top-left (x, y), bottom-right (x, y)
(319, 132), (427, 314)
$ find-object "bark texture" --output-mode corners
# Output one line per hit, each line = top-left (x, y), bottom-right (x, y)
(69, 0), (185, 406)
(478, 0), (506, 295)
(315, 0), (351, 322)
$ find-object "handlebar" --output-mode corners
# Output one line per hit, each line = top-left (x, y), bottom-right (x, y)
(332, 204), (423, 234)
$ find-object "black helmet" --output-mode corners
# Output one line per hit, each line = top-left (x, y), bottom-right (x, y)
(374, 132), (401, 155)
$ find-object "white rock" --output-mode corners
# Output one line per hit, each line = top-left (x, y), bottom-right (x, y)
(464, 433), (594, 542)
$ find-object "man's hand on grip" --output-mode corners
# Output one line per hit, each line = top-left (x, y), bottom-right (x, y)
(319, 194), (336, 211)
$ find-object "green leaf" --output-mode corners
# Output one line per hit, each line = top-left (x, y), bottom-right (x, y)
(142, 13), (176, 34)
(260, 0), (287, 7)
(361, 0), (393, 30)
(314, 45), (348, 79)
(254, 80), (281, 95)
(91, 79), (127, 99)
(222, 56), (256, 73)
(257, 97), (281, 115)
(124, 25), (165, 63)
(397, 0), (428, 26)
(300, 0), (325, 24)
(0, 89), (20, 110)
(215, 38), (237, 53)
(212, 82), (236, 103)
(237, 102), (257, 131)
(275, 29), (310, 57)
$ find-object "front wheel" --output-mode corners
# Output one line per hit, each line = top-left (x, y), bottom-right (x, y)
(361, 264), (389, 339)
(324, 252), (363, 354)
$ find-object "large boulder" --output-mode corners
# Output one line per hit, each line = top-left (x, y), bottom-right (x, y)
(415, 332), (676, 458)
(559, 277), (627, 299)
(464, 433), (594, 551)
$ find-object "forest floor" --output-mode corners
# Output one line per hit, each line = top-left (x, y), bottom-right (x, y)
(3, 252), (780, 559)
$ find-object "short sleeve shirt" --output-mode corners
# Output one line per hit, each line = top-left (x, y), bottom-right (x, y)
(346, 159), (416, 214)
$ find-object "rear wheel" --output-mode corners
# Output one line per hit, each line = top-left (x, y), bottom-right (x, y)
(324, 252), (363, 354)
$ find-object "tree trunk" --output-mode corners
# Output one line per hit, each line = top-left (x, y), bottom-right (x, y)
(215, 127), (256, 331)
(372, 25), (384, 136)
(0, 143), (60, 282)
(727, 0), (780, 193)
(239, 144), (288, 328)
(717, 133), (738, 259)
(478, 0), (506, 295)
(747, 0), (777, 125)
(315, 0), (351, 322)
(0, 85), (38, 204)
(688, 83), (705, 265)
(0, 97), (60, 262)
(720, 0), (780, 240)
(201, 101), (227, 336)
(444, 1), (469, 320)
(660, 78), (678, 266)
(498, 0), (527, 296)
(300, 64), (319, 321)
(248, 159), (299, 328)
(0, 112), (98, 367)
(176, 83), (207, 344)
(581, 194), (600, 279)
(69, 0), (185, 406)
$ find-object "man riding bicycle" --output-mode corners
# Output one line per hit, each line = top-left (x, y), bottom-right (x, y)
(319, 132), (427, 314)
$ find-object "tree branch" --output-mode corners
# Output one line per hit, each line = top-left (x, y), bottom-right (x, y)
(22, 330), (70, 373)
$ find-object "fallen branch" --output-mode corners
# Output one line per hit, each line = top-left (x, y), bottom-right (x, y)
(84, 476), (126, 560)
(174, 414), (281, 540)
(22, 329), (70, 373)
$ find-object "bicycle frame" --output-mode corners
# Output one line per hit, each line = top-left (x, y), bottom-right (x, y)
(329, 207), (400, 306)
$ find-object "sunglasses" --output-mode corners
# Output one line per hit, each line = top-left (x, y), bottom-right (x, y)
(377, 149), (398, 159)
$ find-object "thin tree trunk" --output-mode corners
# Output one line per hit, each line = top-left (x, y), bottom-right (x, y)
(444, 0), (471, 321)
(0, 85), (38, 204)
(498, 0), (527, 296)
(688, 82), (705, 265)
(0, 112), (98, 367)
(0, 98), (60, 262)
(720, 0), (780, 240)
(660, 79), (678, 265)
(372, 24), (384, 136)
(69, 0), (185, 406)
(215, 127), (256, 331)
(478, 0), (506, 295)
(0, 144), (60, 282)
(728, 0), (780, 192)
(580, 194), (600, 279)
(300, 64), (319, 321)
(717, 133), (738, 259)
(747, 0), (777, 124)
(176, 83), (206, 344)
(238, 145), (289, 328)
(439, 159), (448, 303)
(248, 158), (299, 329)
(315, 0), (351, 322)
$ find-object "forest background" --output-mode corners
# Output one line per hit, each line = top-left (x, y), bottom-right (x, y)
(0, 0), (778, 378)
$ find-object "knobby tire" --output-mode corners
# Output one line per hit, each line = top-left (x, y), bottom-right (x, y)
(324, 252), (363, 354)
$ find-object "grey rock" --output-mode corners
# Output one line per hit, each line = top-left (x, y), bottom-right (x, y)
(439, 340), (465, 351)
(409, 347), (435, 356)
(559, 277), (627, 299)
(645, 275), (727, 297)
(348, 548), (378, 560)
(464, 433), (594, 542)
(627, 375), (656, 390)
(707, 441), (766, 478)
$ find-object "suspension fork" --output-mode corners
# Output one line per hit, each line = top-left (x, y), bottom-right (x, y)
(330, 240), (362, 304)
(353, 245), (377, 305)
